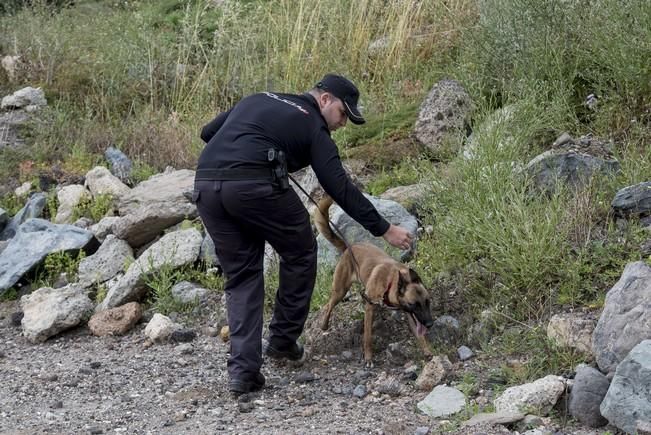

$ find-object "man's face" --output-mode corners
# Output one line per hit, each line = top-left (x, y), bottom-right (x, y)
(318, 93), (348, 131)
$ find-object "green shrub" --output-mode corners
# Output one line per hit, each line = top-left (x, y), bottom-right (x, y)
(71, 193), (113, 222)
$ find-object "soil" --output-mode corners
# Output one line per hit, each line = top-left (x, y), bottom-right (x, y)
(0, 293), (612, 435)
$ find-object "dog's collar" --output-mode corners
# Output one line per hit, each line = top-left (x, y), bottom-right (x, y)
(361, 283), (400, 310)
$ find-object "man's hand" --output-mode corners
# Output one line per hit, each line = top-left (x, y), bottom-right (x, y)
(382, 224), (414, 250)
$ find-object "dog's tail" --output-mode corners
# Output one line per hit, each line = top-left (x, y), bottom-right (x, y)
(314, 195), (347, 253)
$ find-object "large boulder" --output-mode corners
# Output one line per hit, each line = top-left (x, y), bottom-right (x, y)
(600, 340), (651, 434)
(117, 168), (195, 216)
(97, 228), (202, 311)
(414, 79), (474, 154)
(611, 181), (651, 218)
(20, 284), (94, 343)
(0, 219), (96, 294)
(316, 194), (418, 267)
(592, 261), (651, 374)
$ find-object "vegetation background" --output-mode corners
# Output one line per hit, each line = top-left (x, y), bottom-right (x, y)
(1, 0), (650, 388)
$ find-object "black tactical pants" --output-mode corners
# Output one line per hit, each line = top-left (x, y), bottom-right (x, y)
(194, 179), (317, 382)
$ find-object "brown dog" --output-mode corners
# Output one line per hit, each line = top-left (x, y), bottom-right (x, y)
(315, 196), (434, 366)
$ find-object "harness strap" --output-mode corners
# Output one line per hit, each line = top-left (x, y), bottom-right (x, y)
(195, 168), (274, 181)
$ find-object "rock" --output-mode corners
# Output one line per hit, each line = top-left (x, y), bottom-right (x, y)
(568, 364), (609, 428)
(171, 281), (208, 304)
(462, 411), (525, 428)
(1, 86), (47, 110)
(0, 218), (96, 294)
(316, 194), (418, 267)
(97, 228), (202, 310)
(494, 375), (565, 416)
(547, 312), (596, 354)
(457, 345), (474, 361)
(89, 216), (120, 242)
(55, 185), (91, 224)
(88, 302), (142, 336)
(84, 166), (130, 199)
(463, 105), (517, 160)
(592, 261), (651, 373)
(220, 325), (230, 342)
(14, 181), (32, 197)
(200, 234), (219, 266)
(104, 147), (132, 184)
(600, 340), (651, 434)
(78, 235), (133, 288)
(352, 385), (367, 398)
(170, 329), (196, 343)
(612, 181), (651, 217)
(20, 284), (94, 343)
(0, 192), (47, 241)
(417, 385), (465, 418)
(144, 313), (181, 343)
(427, 315), (461, 346)
(379, 183), (429, 215)
(117, 169), (195, 216)
(414, 79), (474, 154)
(416, 355), (452, 391)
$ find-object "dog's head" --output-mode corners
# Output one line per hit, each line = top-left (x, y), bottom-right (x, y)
(397, 268), (434, 336)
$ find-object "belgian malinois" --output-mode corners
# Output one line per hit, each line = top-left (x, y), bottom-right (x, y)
(315, 196), (434, 366)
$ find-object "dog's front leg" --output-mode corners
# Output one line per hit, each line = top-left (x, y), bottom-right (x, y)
(363, 303), (375, 368)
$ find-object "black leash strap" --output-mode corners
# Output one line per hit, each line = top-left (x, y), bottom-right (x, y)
(288, 174), (385, 307)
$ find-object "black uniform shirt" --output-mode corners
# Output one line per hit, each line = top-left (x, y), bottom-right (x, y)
(197, 91), (390, 237)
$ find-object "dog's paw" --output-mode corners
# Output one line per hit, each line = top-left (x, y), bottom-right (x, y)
(364, 360), (375, 369)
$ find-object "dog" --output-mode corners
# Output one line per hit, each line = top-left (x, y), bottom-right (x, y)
(315, 196), (434, 366)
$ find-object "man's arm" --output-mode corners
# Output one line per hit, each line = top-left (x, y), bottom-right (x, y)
(310, 130), (413, 249)
(200, 109), (233, 143)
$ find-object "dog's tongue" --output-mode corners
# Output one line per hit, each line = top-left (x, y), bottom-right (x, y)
(416, 319), (427, 337)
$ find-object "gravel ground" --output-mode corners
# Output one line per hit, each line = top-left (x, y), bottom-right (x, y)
(0, 298), (614, 435)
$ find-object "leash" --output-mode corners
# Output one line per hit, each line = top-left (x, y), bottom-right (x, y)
(288, 174), (397, 309)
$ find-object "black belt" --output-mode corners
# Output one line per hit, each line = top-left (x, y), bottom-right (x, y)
(195, 168), (274, 181)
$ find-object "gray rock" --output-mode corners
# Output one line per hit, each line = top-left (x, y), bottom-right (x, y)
(462, 411), (525, 428)
(592, 261), (651, 373)
(0, 110), (29, 150)
(494, 375), (565, 416)
(97, 228), (202, 310)
(600, 340), (651, 434)
(1, 86), (47, 110)
(20, 284), (94, 343)
(171, 281), (208, 304)
(84, 166), (130, 199)
(569, 364), (609, 428)
(77, 235), (133, 288)
(0, 192), (47, 241)
(0, 219), (95, 293)
(417, 385), (465, 418)
(117, 169), (195, 216)
(414, 79), (474, 154)
(317, 194), (418, 267)
(612, 181), (651, 217)
(427, 315), (461, 346)
(200, 234), (219, 266)
(525, 149), (619, 193)
(457, 345), (474, 361)
(352, 385), (367, 398)
(104, 146), (132, 184)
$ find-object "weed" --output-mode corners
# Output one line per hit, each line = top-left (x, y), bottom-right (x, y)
(32, 250), (86, 289)
(71, 194), (114, 222)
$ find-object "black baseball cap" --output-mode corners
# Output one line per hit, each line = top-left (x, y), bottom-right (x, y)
(315, 74), (365, 125)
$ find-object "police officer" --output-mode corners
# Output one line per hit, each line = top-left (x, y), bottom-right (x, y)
(194, 74), (414, 395)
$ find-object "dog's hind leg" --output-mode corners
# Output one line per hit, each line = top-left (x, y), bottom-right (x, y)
(320, 256), (355, 331)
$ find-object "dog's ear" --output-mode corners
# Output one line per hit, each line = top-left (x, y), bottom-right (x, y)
(397, 269), (408, 295)
(408, 268), (421, 283)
